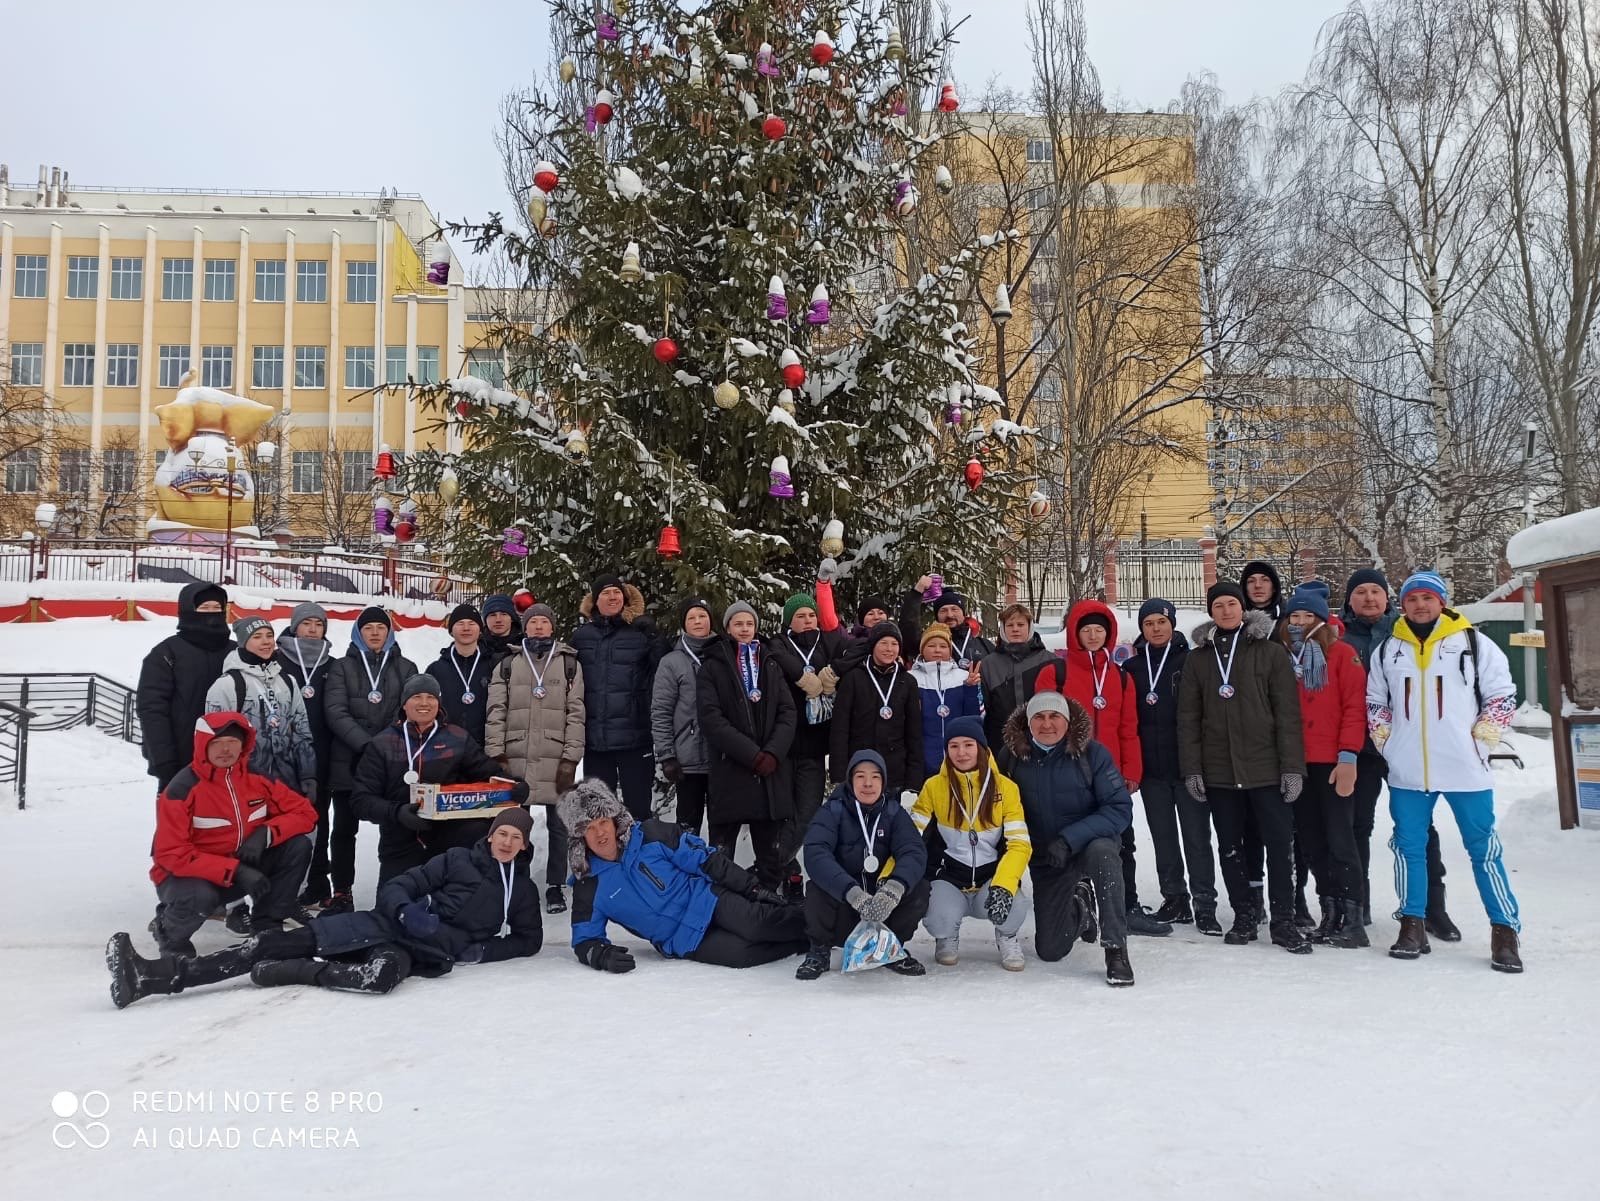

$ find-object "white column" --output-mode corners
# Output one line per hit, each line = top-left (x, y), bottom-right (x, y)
(235, 227), (250, 397)
(90, 223), (110, 458)
(328, 229), (343, 446)
(188, 227), (203, 383)
(403, 296), (418, 455)
(282, 229), (297, 438)
(446, 280), (465, 455)
(373, 215), (388, 459)
(43, 222), (62, 396)
(0, 221), (13, 350)
(139, 226), (156, 505)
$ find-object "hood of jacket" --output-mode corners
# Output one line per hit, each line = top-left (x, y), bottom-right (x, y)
(345, 632), (399, 661)
(910, 658), (968, 689)
(997, 631), (1047, 660)
(1191, 608), (1276, 650)
(1390, 607), (1474, 669)
(1002, 695), (1095, 760)
(1240, 560), (1284, 611)
(1065, 599), (1119, 667)
(191, 709), (259, 779)
(176, 581), (232, 651)
(578, 582), (648, 626)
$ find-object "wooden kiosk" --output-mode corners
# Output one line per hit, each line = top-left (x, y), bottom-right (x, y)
(1508, 508), (1600, 829)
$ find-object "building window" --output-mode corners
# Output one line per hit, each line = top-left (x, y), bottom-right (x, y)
(1030, 282), (1058, 309)
(66, 255), (99, 299)
(466, 349), (504, 387)
(384, 345), (408, 384)
(158, 345), (190, 388)
(102, 448), (137, 493)
(415, 346), (440, 384)
(294, 346), (326, 389)
(105, 343), (140, 388)
(8, 342), (43, 386)
(5, 449), (41, 493)
(110, 256), (143, 300)
(255, 259), (286, 302)
(296, 260), (328, 303)
(62, 343), (95, 387)
(291, 451), (324, 494)
(13, 254), (47, 298)
(204, 258), (236, 302)
(200, 345), (234, 389)
(162, 257), (194, 301)
(58, 448), (91, 494)
(346, 261), (377, 303)
(341, 450), (368, 492)
(1026, 138), (1052, 163)
(1035, 234), (1058, 259)
(252, 345), (284, 389)
(344, 346), (375, 389)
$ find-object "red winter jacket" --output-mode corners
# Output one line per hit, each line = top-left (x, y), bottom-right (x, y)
(1286, 627), (1368, 765)
(1032, 600), (1144, 786)
(150, 710), (318, 887)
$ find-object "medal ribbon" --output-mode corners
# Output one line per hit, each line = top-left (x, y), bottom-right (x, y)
(1214, 632), (1241, 693)
(402, 720), (440, 777)
(360, 646), (391, 696)
(451, 647), (482, 698)
(1144, 641), (1173, 695)
(866, 663), (900, 713)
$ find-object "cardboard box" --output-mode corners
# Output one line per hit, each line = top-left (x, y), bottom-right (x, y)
(412, 779), (517, 820)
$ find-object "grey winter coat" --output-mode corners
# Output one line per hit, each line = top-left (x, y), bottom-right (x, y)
(485, 641), (585, 806)
(323, 641), (419, 792)
(204, 650), (318, 793)
(650, 637), (714, 774)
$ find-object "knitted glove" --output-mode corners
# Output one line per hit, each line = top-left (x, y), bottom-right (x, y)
(796, 670), (824, 699)
(817, 558), (841, 584)
(859, 879), (906, 924)
(817, 665), (839, 695)
(845, 885), (871, 916)
(1185, 775), (1207, 803)
(984, 885), (1014, 926)
(1281, 773), (1303, 804)
(1472, 719), (1503, 748)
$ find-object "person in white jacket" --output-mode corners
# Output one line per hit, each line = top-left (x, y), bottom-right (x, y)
(1366, 571), (1522, 972)
(205, 615), (318, 800)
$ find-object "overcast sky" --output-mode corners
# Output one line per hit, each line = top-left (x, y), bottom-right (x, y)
(7, 0), (1344, 270)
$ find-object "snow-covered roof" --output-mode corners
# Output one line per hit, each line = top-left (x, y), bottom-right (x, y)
(1507, 507), (1600, 571)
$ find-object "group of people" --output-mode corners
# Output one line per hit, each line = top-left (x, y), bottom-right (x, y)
(105, 558), (1527, 1008)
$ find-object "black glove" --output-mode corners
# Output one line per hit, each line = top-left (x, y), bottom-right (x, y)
(752, 751), (779, 778)
(396, 803), (432, 832)
(591, 944), (636, 974)
(746, 885), (794, 908)
(398, 898), (440, 937)
(985, 885), (1015, 926)
(555, 759), (579, 794)
(236, 826), (270, 867)
(510, 779), (531, 806)
(661, 757), (684, 784)
(1042, 837), (1072, 870)
(234, 864), (271, 905)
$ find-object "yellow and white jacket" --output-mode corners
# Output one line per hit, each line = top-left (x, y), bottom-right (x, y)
(912, 763), (1032, 893)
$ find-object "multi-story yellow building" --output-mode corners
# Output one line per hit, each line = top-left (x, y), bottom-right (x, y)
(0, 165), (473, 538)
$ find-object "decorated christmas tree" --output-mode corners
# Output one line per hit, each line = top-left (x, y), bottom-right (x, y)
(404, 0), (1035, 618)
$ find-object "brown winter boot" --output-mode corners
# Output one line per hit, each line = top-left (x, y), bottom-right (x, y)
(1388, 916), (1431, 960)
(1490, 924), (1523, 974)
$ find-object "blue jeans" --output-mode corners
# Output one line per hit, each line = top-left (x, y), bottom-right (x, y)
(1388, 788), (1520, 931)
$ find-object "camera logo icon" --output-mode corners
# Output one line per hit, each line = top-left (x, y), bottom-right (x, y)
(51, 1091), (111, 1150)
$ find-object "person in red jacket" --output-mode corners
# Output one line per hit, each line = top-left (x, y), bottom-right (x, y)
(147, 711), (317, 955)
(1279, 585), (1368, 949)
(1032, 601), (1169, 937)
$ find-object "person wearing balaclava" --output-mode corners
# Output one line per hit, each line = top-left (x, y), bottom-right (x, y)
(137, 582), (236, 792)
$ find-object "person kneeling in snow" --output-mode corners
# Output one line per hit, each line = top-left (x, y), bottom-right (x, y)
(796, 749), (931, 980)
(561, 778), (809, 972)
(107, 808), (542, 1007)
(146, 712), (316, 954)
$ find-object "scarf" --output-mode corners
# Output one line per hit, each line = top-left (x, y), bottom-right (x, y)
(1288, 625), (1329, 692)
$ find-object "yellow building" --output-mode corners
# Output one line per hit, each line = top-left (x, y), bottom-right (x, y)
(0, 164), (469, 538)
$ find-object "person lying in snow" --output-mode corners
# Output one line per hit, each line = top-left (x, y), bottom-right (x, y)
(562, 778), (809, 971)
(107, 808), (542, 1007)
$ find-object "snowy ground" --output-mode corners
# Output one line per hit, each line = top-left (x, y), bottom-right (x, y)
(2, 617), (1598, 1199)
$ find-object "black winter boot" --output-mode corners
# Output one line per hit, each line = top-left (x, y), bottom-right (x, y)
(147, 915), (195, 959)
(1104, 945), (1134, 986)
(1490, 923), (1523, 974)
(1152, 895), (1193, 924)
(250, 959), (326, 988)
(316, 950), (408, 994)
(225, 904), (253, 936)
(1327, 900), (1370, 949)
(1426, 885), (1461, 942)
(795, 945), (831, 981)
(1294, 888), (1316, 930)
(1270, 919), (1313, 954)
(1310, 897), (1337, 944)
(1389, 916), (1431, 959)
(1075, 879), (1098, 945)
(545, 885), (567, 915)
(1125, 904), (1173, 937)
(885, 954), (926, 976)
(107, 933), (183, 1009)
(1223, 912), (1258, 945)
(1362, 877), (1373, 926)
(1249, 883), (1267, 925)
(1194, 906), (1224, 936)
(172, 939), (263, 988)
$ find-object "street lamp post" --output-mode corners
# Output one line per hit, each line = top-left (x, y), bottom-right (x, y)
(32, 502), (57, 580)
(255, 441), (277, 537)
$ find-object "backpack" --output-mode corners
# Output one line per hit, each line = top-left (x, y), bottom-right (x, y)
(497, 651), (578, 690)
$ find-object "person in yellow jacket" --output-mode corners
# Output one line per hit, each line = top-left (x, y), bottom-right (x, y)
(912, 716), (1033, 970)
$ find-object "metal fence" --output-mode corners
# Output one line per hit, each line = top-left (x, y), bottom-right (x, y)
(0, 673), (143, 745)
(1020, 549), (1208, 622)
(0, 699), (33, 809)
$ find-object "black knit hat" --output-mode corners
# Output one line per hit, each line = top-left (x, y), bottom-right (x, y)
(591, 573), (624, 599)
(857, 595), (891, 623)
(866, 621), (903, 651)
(401, 674), (442, 702)
(446, 603), (482, 632)
(488, 806), (534, 845)
(1207, 581), (1246, 612)
(356, 605), (392, 631)
(678, 595), (713, 628)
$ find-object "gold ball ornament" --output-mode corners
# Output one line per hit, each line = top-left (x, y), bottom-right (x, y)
(713, 381), (740, 410)
(820, 519), (845, 558)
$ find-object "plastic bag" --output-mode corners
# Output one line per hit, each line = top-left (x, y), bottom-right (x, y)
(806, 693), (835, 725)
(840, 920), (906, 973)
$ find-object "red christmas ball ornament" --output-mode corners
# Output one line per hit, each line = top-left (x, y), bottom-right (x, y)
(762, 113), (787, 141)
(512, 588), (535, 613)
(652, 337), (680, 365)
(964, 456), (984, 491)
(394, 516), (417, 544)
(779, 347), (805, 389)
(811, 31), (836, 66)
(455, 399), (472, 418)
(533, 160), (560, 193)
(593, 88), (615, 126)
(656, 522), (682, 558)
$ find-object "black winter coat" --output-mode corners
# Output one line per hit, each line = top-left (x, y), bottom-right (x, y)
(803, 783), (928, 902)
(696, 637), (797, 824)
(323, 642), (418, 792)
(274, 635), (335, 781)
(351, 718), (508, 862)
(1178, 611), (1305, 790)
(430, 644), (497, 747)
(137, 582), (236, 788)
(829, 661), (922, 796)
(979, 633), (1057, 747)
(996, 704), (1133, 854)
(312, 841), (543, 968)
(569, 584), (660, 754)
(767, 627), (849, 759)
(1121, 633), (1190, 782)
(897, 591), (995, 665)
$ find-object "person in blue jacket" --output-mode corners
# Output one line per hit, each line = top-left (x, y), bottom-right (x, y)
(997, 691), (1136, 986)
(560, 778), (808, 971)
(910, 622), (984, 782)
(796, 749), (931, 980)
